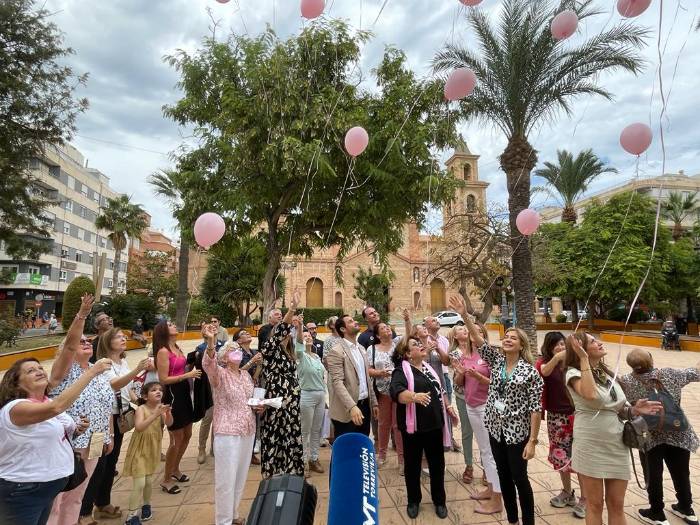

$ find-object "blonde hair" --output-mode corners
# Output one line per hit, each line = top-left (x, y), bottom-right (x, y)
(504, 327), (534, 364)
(97, 327), (126, 360)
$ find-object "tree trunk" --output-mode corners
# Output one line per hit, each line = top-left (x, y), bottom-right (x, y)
(673, 223), (682, 241)
(175, 236), (190, 332)
(262, 222), (282, 317)
(561, 205), (577, 224)
(479, 292), (494, 324)
(687, 295), (695, 322)
(111, 249), (121, 296)
(500, 136), (538, 349)
(571, 300), (579, 324)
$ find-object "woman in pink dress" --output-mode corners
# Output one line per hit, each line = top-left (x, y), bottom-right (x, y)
(201, 324), (265, 525)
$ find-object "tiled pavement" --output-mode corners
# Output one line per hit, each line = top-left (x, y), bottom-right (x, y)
(44, 334), (700, 524)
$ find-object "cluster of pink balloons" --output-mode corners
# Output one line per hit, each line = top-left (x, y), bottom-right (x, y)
(444, 68), (477, 101)
(516, 208), (541, 236)
(301, 0), (324, 19)
(620, 123), (653, 156)
(617, 0), (651, 18)
(551, 10), (578, 40)
(345, 126), (369, 157)
(194, 212), (226, 249)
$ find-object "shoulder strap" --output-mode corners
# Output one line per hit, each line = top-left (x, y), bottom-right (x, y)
(630, 448), (648, 490)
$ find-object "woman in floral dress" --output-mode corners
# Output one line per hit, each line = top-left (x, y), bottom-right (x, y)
(259, 290), (304, 478)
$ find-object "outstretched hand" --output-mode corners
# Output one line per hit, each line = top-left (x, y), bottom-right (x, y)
(448, 295), (467, 317)
(78, 294), (95, 317)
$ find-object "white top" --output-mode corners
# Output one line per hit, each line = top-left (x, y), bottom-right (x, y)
(0, 399), (76, 482)
(346, 340), (369, 401)
(434, 334), (450, 374)
(104, 359), (133, 414)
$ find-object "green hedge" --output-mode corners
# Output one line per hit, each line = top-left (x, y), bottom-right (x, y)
(165, 298), (236, 329)
(62, 276), (96, 330)
(279, 307), (343, 325)
(102, 293), (160, 330)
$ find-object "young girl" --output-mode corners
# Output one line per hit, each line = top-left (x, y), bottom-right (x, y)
(122, 382), (173, 525)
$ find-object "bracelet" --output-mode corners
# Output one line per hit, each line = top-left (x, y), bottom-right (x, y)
(76, 314), (88, 320)
(529, 438), (539, 445)
(580, 367), (590, 371)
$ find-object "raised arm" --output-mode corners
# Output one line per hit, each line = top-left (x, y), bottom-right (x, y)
(283, 289), (301, 326)
(539, 351), (566, 377)
(49, 294), (94, 388)
(402, 308), (413, 342)
(11, 358), (112, 426)
(110, 358), (151, 391)
(448, 295), (484, 348)
(566, 335), (598, 401)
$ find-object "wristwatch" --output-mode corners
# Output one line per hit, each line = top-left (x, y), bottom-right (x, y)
(529, 438), (539, 445)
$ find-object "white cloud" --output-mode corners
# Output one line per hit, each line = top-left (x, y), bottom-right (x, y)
(46, 0), (700, 233)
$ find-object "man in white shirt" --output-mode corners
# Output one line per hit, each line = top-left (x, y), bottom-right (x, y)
(326, 315), (378, 438)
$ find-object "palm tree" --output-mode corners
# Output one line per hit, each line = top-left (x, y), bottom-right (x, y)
(663, 191), (698, 240)
(95, 195), (148, 296)
(433, 0), (646, 343)
(149, 169), (193, 331)
(534, 149), (617, 223)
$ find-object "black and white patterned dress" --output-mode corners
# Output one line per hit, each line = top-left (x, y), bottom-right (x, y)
(260, 322), (304, 478)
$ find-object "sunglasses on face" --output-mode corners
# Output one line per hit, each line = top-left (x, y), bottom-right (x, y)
(604, 378), (618, 402)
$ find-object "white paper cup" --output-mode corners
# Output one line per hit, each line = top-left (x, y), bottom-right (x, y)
(253, 388), (266, 400)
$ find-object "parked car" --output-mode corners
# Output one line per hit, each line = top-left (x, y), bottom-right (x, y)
(430, 311), (464, 327)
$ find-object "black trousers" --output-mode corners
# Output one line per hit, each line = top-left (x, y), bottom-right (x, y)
(332, 398), (371, 438)
(81, 414), (124, 516)
(489, 434), (535, 525)
(401, 428), (446, 506)
(640, 443), (693, 513)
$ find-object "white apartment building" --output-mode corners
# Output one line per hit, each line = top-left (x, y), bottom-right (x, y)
(0, 144), (128, 319)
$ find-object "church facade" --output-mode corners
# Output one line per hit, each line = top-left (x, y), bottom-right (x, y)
(281, 142), (489, 318)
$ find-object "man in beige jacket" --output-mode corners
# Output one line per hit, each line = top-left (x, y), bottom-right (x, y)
(326, 315), (378, 438)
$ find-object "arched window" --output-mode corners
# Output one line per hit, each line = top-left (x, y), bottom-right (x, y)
(430, 278), (446, 312)
(306, 278), (323, 308)
(466, 194), (476, 213)
(334, 291), (343, 308)
(463, 164), (472, 180)
(413, 267), (420, 283)
(413, 291), (421, 308)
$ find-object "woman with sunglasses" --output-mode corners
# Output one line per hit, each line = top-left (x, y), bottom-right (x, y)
(46, 295), (116, 525)
(565, 333), (662, 525)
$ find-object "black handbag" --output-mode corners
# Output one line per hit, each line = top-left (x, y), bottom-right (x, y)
(61, 432), (87, 493)
(621, 407), (650, 490)
(637, 376), (688, 432)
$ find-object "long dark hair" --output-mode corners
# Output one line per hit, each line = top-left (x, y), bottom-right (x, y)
(0, 358), (45, 408)
(540, 331), (565, 363)
(152, 320), (172, 356)
(564, 331), (615, 385)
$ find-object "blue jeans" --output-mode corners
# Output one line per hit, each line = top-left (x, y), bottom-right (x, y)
(0, 477), (68, 525)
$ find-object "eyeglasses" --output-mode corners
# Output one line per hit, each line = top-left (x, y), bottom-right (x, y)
(604, 378), (617, 402)
(80, 338), (91, 345)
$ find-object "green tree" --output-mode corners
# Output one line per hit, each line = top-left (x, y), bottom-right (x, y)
(534, 192), (670, 324)
(95, 195), (148, 296)
(62, 276), (95, 329)
(201, 235), (268, 325)
(163, 20), (458, 314)
(353, 267), (393, 321)
(662, 191), (697, 241)
(149, 164), (211, 331)
(666, 237), (700, 321)
(534, 149), (617, 223)
(102, 293), (160, 331)
(0, 0), (88, 258)
(126, 251), (178, 306)
(433, 0), (647, 344)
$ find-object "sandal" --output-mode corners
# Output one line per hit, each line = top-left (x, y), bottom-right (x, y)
(462, 465), (474, 484)
(160, 484), (181, 494)
(93, 505), (122, 519)
(171, 473), (190, 483)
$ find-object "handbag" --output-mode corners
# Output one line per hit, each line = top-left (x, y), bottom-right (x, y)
(636, 375), (688, 432)
(621, 406), (650, 490)
(116, 392), (135, 434)
(61, 431), (87, 492)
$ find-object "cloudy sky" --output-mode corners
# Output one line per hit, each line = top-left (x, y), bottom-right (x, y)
(47, 0), (700, 238)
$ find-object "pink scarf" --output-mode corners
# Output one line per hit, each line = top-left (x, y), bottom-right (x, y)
(402, 360), (451, 447)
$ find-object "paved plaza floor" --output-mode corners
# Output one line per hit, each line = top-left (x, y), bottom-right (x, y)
(33, 334), (700, 524)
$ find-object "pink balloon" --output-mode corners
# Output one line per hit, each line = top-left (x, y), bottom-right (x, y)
(194, 213), (226, 249)
(444, 68), (477, 101)
(344, 126), (369, 157)
(551, 10), (578, 40)
(617, 0), (651, 18)
(516, 209), (541, 236)
(459, 0), (483, 5)
(301, 0), (324, 19)
(620, 123), (652, 156)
